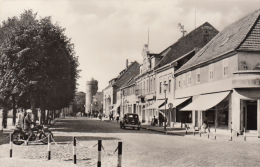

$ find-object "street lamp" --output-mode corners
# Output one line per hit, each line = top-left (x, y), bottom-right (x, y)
(163, 83), (168, 131)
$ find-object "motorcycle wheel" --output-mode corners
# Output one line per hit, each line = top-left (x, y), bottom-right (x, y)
(39, 131), (53, 144)
(12, 130), (26, 145)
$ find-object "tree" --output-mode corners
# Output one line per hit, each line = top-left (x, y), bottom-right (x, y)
(72, 92), (86, 115)
(0, 10), (79, 126)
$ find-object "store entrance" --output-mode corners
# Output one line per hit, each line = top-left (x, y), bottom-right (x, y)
(247, 101), (257, 130)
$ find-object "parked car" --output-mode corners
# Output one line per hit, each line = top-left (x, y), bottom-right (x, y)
(120, 113), (141, 130)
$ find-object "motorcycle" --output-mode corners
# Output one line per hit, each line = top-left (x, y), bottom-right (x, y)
(12, 123), (53, 145)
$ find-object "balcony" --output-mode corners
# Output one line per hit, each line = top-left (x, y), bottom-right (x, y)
(232, 70), (260, 88)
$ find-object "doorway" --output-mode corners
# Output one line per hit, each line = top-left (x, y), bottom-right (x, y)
(142, 106), (145, 123)
(247, 101), (257, 130)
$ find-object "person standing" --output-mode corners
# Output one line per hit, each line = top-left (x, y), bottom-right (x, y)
(23, 110), (33, 144)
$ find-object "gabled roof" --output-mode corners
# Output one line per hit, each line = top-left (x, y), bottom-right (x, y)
(113, 61), (140, 89)
(119, 77), (135, 90)
(155, 22), (219, 69)
(176, 9), (260, 74)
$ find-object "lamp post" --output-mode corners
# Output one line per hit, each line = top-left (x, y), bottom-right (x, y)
(163, 83), (168, 131)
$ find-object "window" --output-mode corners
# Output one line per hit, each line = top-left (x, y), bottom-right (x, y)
(150, 79), (152, 93)
(140, 83), (142, 95)
(154, 78), (156, 92)
(182, 73), (186, 87)
(159, 82), (162, 94)
(209, 64), (214, 80)
(178, 76), (181, 88)
(147, 80), (149, 93)
(222, 58), (228, 77)
(143, 81), (145, 94)
(168, 80), (171, 92)
(196, 68), (200, 83)
(187, 71), (191, 86)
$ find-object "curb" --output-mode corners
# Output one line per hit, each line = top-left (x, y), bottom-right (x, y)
(140, 127), (184, 136)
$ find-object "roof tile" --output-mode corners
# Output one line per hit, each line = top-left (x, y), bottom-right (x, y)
(176, 9), (260, 74)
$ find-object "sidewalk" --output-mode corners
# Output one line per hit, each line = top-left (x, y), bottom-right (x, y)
(141, 123), (260, 142)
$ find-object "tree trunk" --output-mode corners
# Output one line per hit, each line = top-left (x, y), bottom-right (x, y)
(39, 95), (44, 125)
(52, 110), (54, 120)
(2, 106), (8, 128)
(47, 110), (50, 124)
(12, 95), (16, 126)
(0, 109), (3, 131)
(38, 109), (42, 125)
(30, 92), (36, 123)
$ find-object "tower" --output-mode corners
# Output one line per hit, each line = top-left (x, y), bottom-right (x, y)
(85, 77), (98, 114)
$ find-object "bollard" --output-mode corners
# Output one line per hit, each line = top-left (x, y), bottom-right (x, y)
(230, 128), (233, 141)
(214, 128), (216, 140)
(48, 134), (51, 160)
(117, 142), (122, 167)
(97, 140), (102, 167)
(186, 127), (187, 135)
(73, 137), (76, 164)
(10, 133), (13, 158)
(244, 128), (246, 141)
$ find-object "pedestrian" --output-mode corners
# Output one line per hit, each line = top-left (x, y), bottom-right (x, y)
(116, 114), (119, 122)
(23, 110), (33, 144)
(48, 114), (52, 124)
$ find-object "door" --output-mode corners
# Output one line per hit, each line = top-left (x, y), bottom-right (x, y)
(247, 101), (257, 130)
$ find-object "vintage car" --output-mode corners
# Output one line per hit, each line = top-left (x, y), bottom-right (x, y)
(120, 113), (141, 130)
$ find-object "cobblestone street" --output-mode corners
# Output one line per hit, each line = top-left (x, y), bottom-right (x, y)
(1, 117), (260, 167)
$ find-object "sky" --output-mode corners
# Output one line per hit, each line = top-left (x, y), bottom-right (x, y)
(1, 0), (260, 93)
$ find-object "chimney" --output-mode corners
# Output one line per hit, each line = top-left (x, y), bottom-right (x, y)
(126, 59), (128, 69)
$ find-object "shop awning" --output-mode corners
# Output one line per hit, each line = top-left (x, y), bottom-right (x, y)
(159, 97), (190, 110)
(110, 104), (120, 112)
(145, 100), (165, 109)
(159, 110), (165, 117)
(181, 91), (230, 111)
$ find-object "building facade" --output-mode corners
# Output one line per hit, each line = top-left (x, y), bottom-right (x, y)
(116, 22), (218, 125)
(175, 9), (260, 135)
(103, 60), (140, 117)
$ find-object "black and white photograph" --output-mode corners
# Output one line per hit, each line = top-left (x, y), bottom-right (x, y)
(1, 0), (260, 166)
